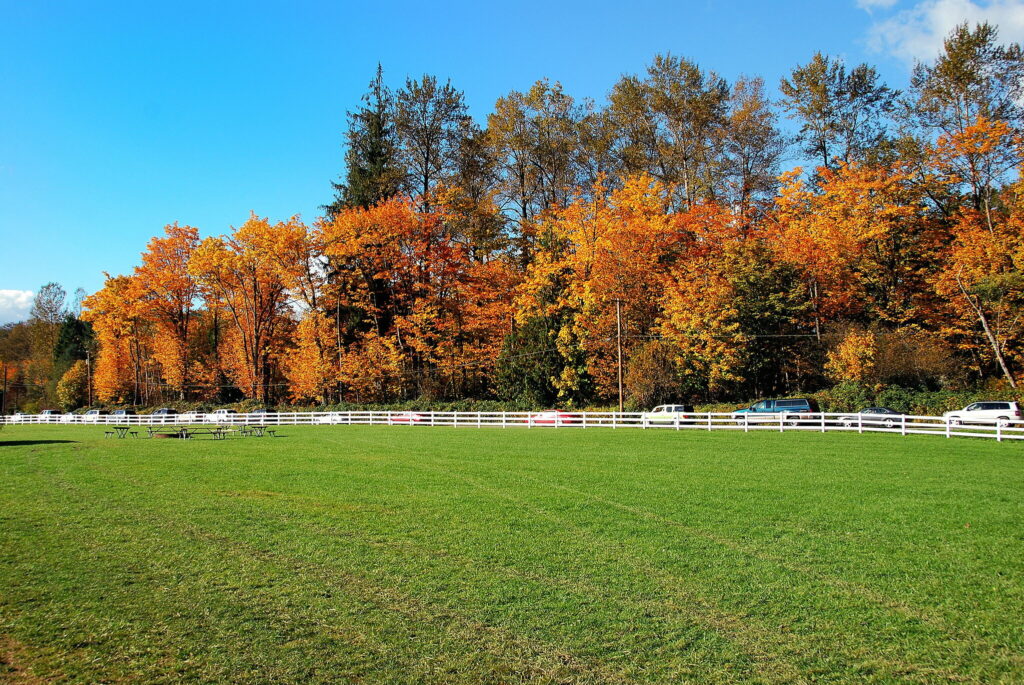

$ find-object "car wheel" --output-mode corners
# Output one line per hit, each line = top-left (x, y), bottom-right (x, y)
(998, 416), (1010, 427)
(883, 418), (895, 429)
(842, 420), (853, 428)
(949, 418), (961, 426)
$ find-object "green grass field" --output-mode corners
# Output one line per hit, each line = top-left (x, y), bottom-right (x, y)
(1, 425), (1022, 683)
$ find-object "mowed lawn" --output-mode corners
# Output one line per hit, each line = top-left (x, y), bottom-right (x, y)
(1, 426), (1022, 683)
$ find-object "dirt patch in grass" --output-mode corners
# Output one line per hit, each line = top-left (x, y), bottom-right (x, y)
(0, 636), (51, 684)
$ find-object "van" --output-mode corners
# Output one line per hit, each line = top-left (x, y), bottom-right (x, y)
(732, 398), (819, 425)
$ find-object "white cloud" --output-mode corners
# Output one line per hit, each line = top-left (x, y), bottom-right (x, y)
(0, 289), (34, 325)
(865, 0), (1024, 64)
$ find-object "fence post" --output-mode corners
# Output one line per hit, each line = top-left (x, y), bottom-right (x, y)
(501, 411), (506, 429)
(858, 414), (863, 434)
(707, 413), (712, 432)
(901, 415), (906, 436)
(744, 414), (748, 433)
(996, 420), (1002, 442)
(820, 412), (826, 433)
(779, 414), (784, 433)
(582, 412), (587, 429)
(453, 412), (458, 428)
(477, 412), (481, 428)
(945, 417), (951, 439)
(528, 413), (533, 429)
(612, 412), (617, 430)
(674, 412), (680, 431)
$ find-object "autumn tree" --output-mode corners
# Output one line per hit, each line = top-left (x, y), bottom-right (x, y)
(518, 175), (682, 400)
(189, 215), (293, 402)
(82, 275), (150, 404)
(56, 360), (88, 410)
(780, 53), (897, 172)
(488, 79), (586, 249)
(721, 76), (787, 215)
(609, 54), (728, 208)
(26, 283), (68, 403)
(133, 224), (201, 399)
(394, 74), (470, 209)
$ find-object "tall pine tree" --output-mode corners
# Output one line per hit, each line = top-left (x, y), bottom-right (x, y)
(325, 65), (403, 216)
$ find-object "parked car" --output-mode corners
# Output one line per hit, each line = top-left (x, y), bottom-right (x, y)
(318, 412), (343, 425)
(642, 404), (696, 425)
(111, 409), (136, 417)
(207, 408), (238, 423)
(733, 398), (820, 425)
(84, 409), (109, 423)
(178, 408), (207, 422)
(151, 408), (178, 424)
(943, 401), (1021, 427)
(389, 411), (425, 424)
(39, 409), (59, 417)
(526, 410), (580, 425)
(11, 412), (25, 423)
(838, 407), (904, 428)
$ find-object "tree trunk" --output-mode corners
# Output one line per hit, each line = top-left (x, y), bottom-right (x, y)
(956, 273), (1017, 389)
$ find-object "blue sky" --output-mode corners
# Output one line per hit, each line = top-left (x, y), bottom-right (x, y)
(2, 0), (1023, 322)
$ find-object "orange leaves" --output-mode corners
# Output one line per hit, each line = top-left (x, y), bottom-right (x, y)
(659, 257), (746, 391)
(189, 214), (293, 401)
(82, 275), (148, 403)
(133, 224), (201, 396)
(282, 310), (336, 402)
(518, 175), (683, 397)
(338, 330), (406, 402)
(772, 162), (927, 323)
(930, 116), (1019, 191)
(825, 329), (877, 383)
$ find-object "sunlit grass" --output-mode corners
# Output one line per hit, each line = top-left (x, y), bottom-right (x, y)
(1, 425), (1022, 683)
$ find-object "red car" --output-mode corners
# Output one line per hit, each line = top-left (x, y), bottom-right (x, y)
(389, 411), (425, 424)
(525, 410), (580, 425)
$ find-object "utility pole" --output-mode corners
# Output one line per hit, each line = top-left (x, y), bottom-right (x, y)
(86, 350), (93, 406)
(615, 299), (624, 413)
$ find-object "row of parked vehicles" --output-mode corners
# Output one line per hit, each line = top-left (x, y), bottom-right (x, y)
(9, 401), (1022, 427)
(641, 399), (1023, 427)
(9, 408), (270, 423)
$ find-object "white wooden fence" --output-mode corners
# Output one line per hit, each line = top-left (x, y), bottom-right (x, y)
(2, 410), (1023, 442)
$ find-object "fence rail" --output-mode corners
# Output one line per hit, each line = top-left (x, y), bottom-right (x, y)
(2, 410), (1023, 442)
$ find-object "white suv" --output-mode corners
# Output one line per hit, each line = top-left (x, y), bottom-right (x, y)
(207, 408), (238, 423)
(642, 405), (695, 424)
(944, 401), (1021, 427)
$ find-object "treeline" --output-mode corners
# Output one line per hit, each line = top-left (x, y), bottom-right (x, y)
(4, 22), (1024, 411)
(0, 284), (95, 413)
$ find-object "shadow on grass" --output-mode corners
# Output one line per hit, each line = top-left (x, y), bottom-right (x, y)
(0, 440), (78, 447)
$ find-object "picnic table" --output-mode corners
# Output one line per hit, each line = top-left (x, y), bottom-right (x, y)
(181, 426), (230, 440)
(105, 425), (138, 439)
(240, 425), (269, 437)
(146, 426), (187, 439)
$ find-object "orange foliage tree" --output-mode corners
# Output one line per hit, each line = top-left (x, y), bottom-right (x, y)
(82, 275), (150, 404)
(189, 215), (293, 402)
(133, 224), (201, 399)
